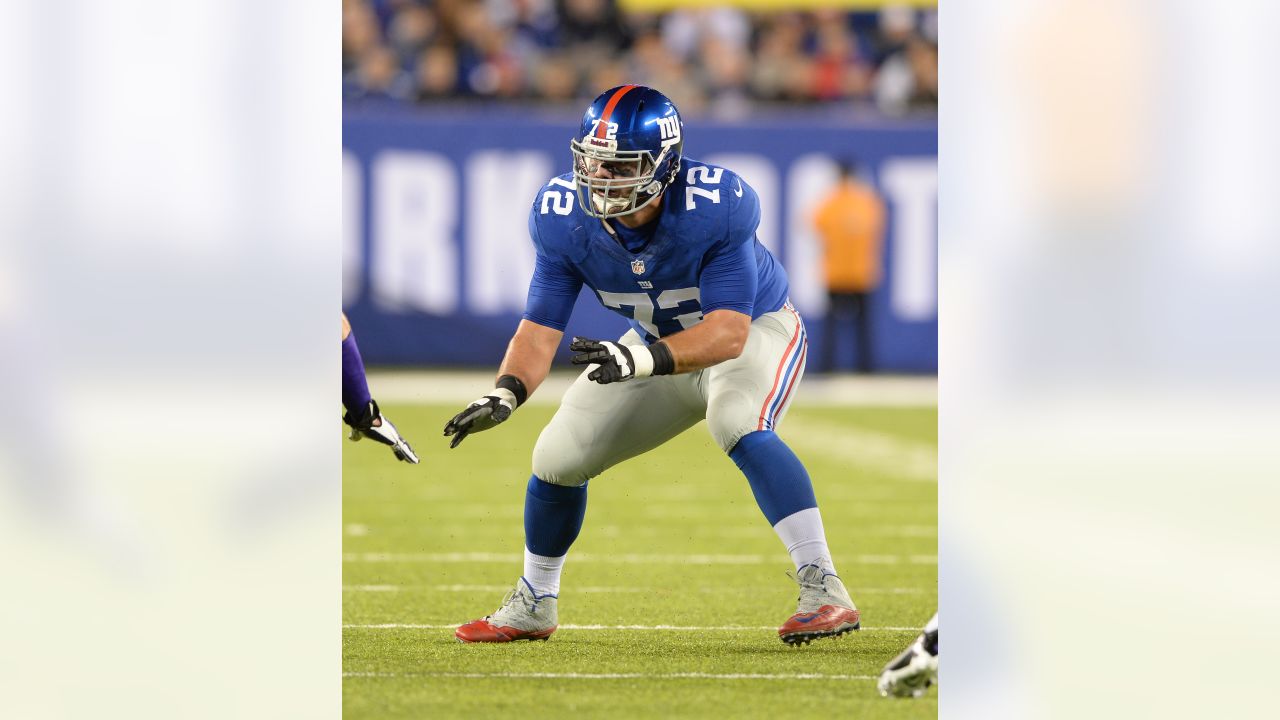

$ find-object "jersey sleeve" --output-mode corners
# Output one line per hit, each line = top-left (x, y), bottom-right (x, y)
(522, 210), (582, 331)
(698, 175), (761, 316)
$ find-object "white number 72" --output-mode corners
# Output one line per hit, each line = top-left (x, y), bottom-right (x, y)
(685, 166), (723, 210)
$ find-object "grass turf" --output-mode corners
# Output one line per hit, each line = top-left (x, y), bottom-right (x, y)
(344, 402), (937, 718)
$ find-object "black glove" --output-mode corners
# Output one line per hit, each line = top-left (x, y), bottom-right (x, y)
(344, 399), (420, 464)
(570, 336), (658, 384)
(442, 389), (517, 448)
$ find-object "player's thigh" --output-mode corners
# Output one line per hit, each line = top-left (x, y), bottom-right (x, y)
(703, 303), (808, 452)
(532, 337), (702, 487)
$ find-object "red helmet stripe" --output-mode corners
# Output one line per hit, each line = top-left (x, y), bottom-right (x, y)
(595, 85), (639, 138)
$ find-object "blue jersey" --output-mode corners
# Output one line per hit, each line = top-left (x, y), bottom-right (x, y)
(522, 158), (790, 343)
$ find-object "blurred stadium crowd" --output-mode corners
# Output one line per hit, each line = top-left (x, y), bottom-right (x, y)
(343, 0), (938, 118)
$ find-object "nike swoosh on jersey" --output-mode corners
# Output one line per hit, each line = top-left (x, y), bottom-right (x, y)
(734, 179), (743, 197)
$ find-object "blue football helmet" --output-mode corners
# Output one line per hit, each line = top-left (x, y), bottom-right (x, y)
(571, 85), (684, 219)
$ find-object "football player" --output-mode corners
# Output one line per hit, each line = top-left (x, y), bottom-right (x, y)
(444, 85), (858, 645)
(342, 313), (418, 463)
(878, 613), (939, 697)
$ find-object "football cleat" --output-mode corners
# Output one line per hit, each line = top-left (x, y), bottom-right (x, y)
(778, 563), (861, 646)
(877, 626), (939, 697)
(455, 577), (558, 643)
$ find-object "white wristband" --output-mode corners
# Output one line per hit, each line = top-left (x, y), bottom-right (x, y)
(490, 387), (518, 408)
(629, 343), (655, 378)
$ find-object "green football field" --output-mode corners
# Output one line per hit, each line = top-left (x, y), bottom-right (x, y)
(344, 399), (937, 718)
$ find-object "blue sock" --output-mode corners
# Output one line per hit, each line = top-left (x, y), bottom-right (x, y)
(729, 431), (817, 525)
(341, 333), (372, 414)
(524, 475), (588, 557)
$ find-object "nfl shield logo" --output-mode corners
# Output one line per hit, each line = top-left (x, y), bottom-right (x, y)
(631, 259), (646, 275)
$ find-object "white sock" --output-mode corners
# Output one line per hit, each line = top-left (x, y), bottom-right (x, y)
(523, 547), (566, 596)
(773, 507), (837, 574)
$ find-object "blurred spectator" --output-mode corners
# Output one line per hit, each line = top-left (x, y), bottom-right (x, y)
(811, 11), (873, 102)
(341, 0), (938, 118)
(344, 45), (414, 101)
(662, 8), (750, 62)
(558, 0), (631, 55)
(872, 4), (938, 115)
(750, 13), (808, 102)
(871, 3), (916, 64)
(588, 58), (631, 102)
(629, 28), (704, 114)
(386, 3), (435, 59)
(533, 52), (579, 103)
(702, 36), (751, 119)
(453, 1), (524, 97)
(343, 0), (382, 74)
(875, 35), (938, 115)
(812, 158), (887, 373)
(416, 43), (460, 99)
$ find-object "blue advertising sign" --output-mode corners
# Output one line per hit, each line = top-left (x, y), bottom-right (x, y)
(343, 108), (936, 372)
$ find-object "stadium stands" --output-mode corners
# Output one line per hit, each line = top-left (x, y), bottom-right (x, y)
(342, 0), (938, 118)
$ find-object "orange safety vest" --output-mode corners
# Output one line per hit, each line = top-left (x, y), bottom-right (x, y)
(812, 181), (886, 293)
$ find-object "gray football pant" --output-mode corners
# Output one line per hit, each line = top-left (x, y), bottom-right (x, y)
(532, 304), (808, 487)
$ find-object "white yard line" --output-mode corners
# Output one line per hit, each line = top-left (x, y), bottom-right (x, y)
(343, 585), (926, 594)
(342, 523), (938, 538)
(342, 552), (937, 565)
(344, 671), (878, 681)
(343, 623), (918, 631)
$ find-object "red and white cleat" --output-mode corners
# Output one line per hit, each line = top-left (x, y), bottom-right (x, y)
(455, 578), (558, 643)
(778, 564), (861, 646)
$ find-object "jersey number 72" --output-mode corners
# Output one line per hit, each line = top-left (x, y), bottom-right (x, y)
(598, 288), (702, 339)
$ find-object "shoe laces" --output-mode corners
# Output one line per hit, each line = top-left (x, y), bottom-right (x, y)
(487, 583), (536, 623)
(790, 564), (840, 612)
(788, 563), (832, 590)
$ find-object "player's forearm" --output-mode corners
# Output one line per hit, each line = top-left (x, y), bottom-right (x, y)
(497, 319), (563, 396)
(660, 310), (750, 373)
(444, 324), (558, 448)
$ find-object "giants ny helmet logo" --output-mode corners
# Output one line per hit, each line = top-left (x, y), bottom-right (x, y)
(656, 115), (681, 148)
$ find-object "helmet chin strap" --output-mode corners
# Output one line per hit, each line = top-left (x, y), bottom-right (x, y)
(599, 215), (618, 238)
